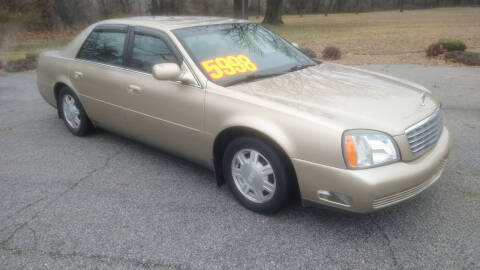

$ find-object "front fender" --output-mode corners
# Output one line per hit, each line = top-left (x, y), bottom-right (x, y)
(205, 84), (345, 169)
(218, 115), (296, 157)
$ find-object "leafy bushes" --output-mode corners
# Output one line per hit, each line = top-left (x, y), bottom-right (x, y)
(0, 53), (38, 73)
(0, 7), (10, 24)
(322, 46), (342, 60)
(25, 53), (39, 61)
(5, 57), (37, 73)
(426, 39), (467, 57)
(439, 39), (467, 52)
(445, 51), (480, 66)
(426, 42), (446, 57)
(0, 11), (52, 31)
(0, 1), (64, 31)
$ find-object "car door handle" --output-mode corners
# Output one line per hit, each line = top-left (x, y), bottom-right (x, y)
(127, 85), (142, 95)
(73, 71), (84, 79)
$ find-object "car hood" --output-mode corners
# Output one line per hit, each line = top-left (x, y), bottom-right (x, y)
(229, 63), (439, 136)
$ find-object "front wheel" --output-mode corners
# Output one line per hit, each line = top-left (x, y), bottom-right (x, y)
(223, 137), (292, 214)
(58, 87), (92, 136)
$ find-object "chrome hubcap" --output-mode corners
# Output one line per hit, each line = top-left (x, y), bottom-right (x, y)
(231, 149), (276, 203)
(62, 94), (81, 130)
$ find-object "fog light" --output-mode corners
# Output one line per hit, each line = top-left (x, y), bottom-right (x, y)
(317, 190), (352, 207)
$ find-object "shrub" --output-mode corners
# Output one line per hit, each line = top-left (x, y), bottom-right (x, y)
(0, 60), (3, 70)
(0, 9), (55, 31)
(445, 51), (480, 66)
(439, 39), (467, 52)
(5, 57), (37, 73)
(322, 46), (342, 60)
(426, 42), (446, 57)
(25, 53), (39, 61)
(0, 8), (9, 24)
(300, 47), (317, 59)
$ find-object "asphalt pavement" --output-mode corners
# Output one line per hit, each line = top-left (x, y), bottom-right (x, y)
(0, 64), (479, 269)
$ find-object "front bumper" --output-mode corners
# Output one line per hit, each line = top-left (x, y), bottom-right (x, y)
(292, 127), (452, 213)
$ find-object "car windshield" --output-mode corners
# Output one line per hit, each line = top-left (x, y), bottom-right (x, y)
(173, 23), (317, 86)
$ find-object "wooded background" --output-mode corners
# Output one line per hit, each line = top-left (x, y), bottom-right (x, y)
(1, 0), (479, 30)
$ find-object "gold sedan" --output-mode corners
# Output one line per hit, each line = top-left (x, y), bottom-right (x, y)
(37, 17), (452, 213)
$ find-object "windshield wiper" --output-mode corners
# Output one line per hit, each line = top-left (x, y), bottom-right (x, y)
(224, 72), (287, 86)
(287, 63), (317, 72)
(224, 64), (317, 86)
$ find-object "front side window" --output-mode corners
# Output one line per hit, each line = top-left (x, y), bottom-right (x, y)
(173, 23), (316, 86)
(129, 33), (178, 73)
(77, 30), (126, 66)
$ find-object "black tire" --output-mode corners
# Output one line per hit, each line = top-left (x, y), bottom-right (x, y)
(223, 136), (292, 214)
(58, 87), (92, 136)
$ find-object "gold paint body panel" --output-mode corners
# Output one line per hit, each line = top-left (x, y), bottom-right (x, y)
(36, 17), (452, 212)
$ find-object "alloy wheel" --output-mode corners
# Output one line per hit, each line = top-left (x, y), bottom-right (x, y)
(231, 149), (277, 203)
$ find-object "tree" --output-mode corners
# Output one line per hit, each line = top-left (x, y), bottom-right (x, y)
(369, 0), (376, 11)
(400, 0), (404, 12)
(263, 0), (284, 24)
(335, 0), (346, 13)
(118, 0), (132, 14)
(150, 0), (179, 15)
(150, 0), (162, 15)
(294, 0), (307, 17)
(325, 0), (334, 16)
(35, 0), (56, 30)
(255, 0), (261, 18)
(98, 0), (112, 17)
(312, 0), (321, 12)
(54, 0), (74, 26)
(233, 0), (248, 19)
(356, 0), (360, 14)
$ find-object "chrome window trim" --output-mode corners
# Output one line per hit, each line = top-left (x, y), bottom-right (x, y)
(73, 24), (203, 89)
(72, 58), (202, 89)
(164, 29), (208, 88)
(76, 24), (130, 65)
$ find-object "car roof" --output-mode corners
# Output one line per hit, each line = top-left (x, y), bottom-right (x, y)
(97, 16), (250, 31)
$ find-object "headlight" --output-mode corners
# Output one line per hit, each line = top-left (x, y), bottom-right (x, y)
(342, 130), (400, 169)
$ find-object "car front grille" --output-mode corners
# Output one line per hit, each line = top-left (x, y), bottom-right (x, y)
(405, 107), (443, 156)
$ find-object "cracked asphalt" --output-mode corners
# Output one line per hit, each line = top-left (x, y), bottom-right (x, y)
(0, 64), (479, 269)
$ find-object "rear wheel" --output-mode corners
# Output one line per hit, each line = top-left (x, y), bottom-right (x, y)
(223, 137), (292, 214)
(58, 87), (92, 136)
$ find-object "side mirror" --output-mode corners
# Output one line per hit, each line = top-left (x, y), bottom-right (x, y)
(152, 63), (182, 81)
(292, 42), (299, 48)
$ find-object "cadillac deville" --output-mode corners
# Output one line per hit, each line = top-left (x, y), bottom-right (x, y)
(37, 17), (452, 214)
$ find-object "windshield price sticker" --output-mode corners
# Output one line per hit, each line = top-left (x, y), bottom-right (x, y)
(201, 55), (258, 81)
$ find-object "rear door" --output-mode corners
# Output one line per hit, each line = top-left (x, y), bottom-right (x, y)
(70, 24), (131, 133)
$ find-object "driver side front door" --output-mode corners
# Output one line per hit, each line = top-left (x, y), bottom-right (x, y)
(121, 27), (208, 163)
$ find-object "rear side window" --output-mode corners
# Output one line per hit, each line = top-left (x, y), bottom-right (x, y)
(129, 33), (178, 73)
(77, 30), (126, 66)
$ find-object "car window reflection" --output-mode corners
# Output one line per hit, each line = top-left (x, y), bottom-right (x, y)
(174, 23), (315, 85)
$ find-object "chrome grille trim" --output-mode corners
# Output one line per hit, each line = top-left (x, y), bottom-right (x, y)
(405, 107), (443, 156)
(372, 177), (434, 209)
(372, 157), (447, 209)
